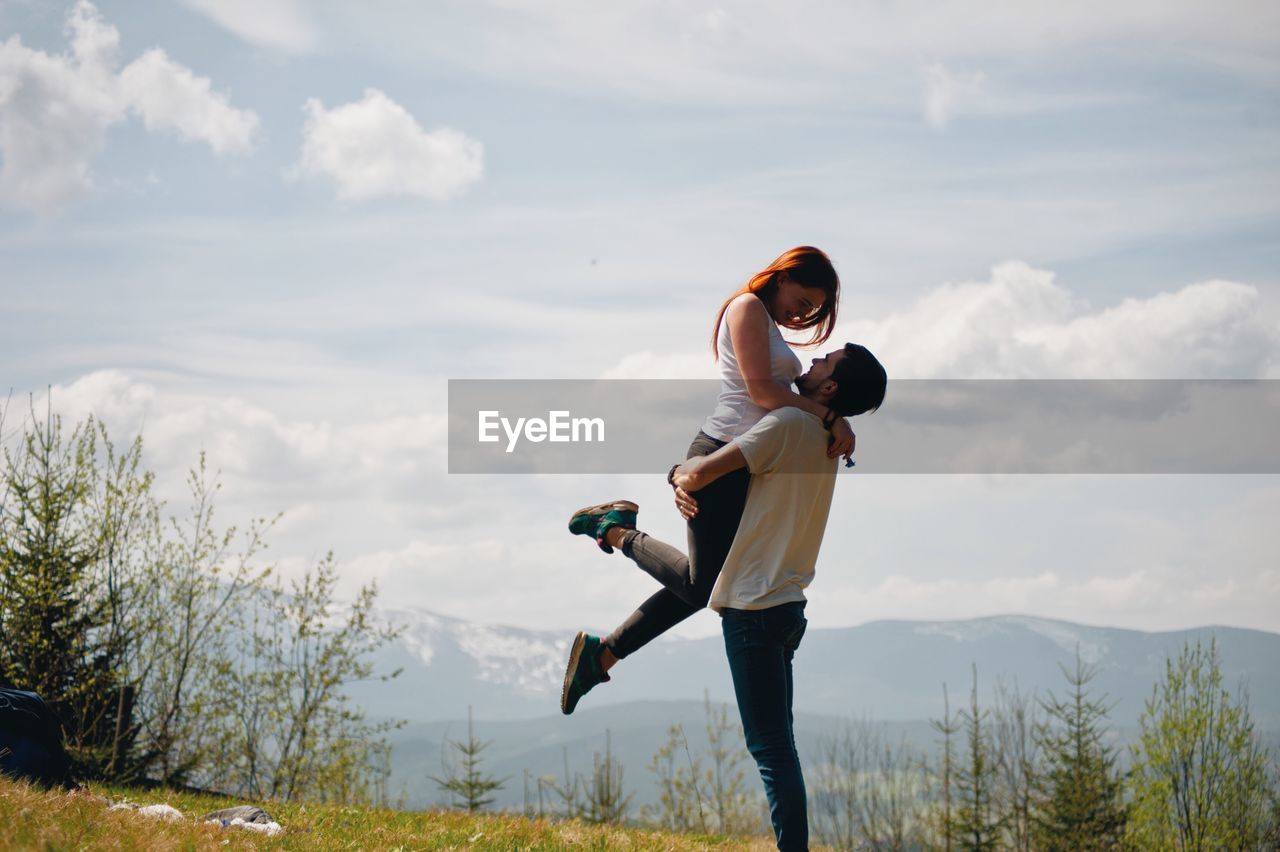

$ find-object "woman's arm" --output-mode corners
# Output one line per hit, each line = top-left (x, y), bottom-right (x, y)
(725, 294), (855, 458)
(726, 294), (828, 416)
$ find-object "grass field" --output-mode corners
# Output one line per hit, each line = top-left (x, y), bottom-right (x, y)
(0, 776), (802, 851)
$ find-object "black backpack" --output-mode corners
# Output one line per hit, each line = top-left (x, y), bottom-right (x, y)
(0, 688), (74, 789)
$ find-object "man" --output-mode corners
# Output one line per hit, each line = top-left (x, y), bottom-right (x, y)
(563, 342), (887, 852)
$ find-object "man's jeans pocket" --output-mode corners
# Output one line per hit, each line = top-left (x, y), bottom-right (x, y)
(783, 612), (807, 652)
(775, 603), (806, 653)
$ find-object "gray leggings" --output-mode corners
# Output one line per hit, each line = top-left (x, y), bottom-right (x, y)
(602, 430), (750, 659)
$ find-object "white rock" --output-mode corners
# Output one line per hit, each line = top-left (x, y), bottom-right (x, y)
(137, 803), (185, 822)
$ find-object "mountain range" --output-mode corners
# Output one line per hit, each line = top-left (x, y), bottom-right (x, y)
(361, 610), (1280, 810)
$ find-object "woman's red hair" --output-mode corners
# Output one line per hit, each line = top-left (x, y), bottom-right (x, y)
(711, 246), (840, 359)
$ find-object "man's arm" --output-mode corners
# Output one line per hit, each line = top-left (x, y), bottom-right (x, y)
(671, 443), (747, 493)
(672, 409), (800, 495)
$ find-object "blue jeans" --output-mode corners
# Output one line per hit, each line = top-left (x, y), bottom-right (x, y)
(721, 601), (808, 852)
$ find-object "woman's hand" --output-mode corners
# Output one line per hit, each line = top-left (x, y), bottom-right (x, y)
(827, 416), (855, 461)
(673, 484), (700, 521)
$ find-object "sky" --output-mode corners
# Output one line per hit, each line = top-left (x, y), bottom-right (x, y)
(2, 0), (1278, 639)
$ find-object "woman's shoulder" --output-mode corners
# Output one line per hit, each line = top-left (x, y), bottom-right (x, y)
(726, 291), (768, 318)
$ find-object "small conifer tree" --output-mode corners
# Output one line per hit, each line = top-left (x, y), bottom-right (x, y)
(583, 729), (632, 824)
(1031, 651), (1126, 850)
(0, 407), (136, 778)
(431, 706), (505, 811)
(954, 665), (1005, 850)
(928, 682), (960, 851)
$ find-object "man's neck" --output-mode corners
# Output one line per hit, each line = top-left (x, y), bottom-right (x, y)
(798, 391), (830, 407)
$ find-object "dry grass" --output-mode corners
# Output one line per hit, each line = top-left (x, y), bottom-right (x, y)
(0, 775), (802, 851)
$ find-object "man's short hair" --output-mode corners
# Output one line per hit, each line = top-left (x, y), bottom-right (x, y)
(829, 343), (887, 417)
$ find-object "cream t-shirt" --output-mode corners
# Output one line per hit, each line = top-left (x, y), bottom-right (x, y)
(708, 407), (837, 612)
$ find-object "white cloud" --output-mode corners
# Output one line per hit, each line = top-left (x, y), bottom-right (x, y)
(0, 2), (121, 212)
(838, 261), (1279, 378)
(922, 61), (986, 129)
(338, 526), (668, 634)
(37, 367), (157, 426)
(18, 361), (1280, 635)
(26, 368), (447, 508)
(0, 1), (257, 214)
(118, 49), (257, 154)
(1025, 281), (1278, 378)
(600, 350), (717, 380)
(179, 0), (320, 54)
(628, 263), (1279, 382)
(292, 89), (483, 202)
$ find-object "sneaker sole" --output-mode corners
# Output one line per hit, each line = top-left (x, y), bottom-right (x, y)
(560, 630), (587, 715)
(568, 500), (639, 524)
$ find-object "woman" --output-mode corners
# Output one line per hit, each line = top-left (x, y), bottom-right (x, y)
(561, 246), (854, 714)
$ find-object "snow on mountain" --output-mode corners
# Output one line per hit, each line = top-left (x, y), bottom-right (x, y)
(372, 608), (573, 713)
(1000, 615), (1109, 663)
(452, 621), (570, 693)
(912, 615), (1109, 663)
(363, 608), (1280, 731)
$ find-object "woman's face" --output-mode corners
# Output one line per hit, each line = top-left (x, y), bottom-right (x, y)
(769, 275), (827, 326)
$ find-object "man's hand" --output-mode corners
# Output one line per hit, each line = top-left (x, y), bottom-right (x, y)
(666, 444), (747, 509)
(673, 483), (699, 520)
(827, 416), (855, 461)
(672, 465), (699, 495)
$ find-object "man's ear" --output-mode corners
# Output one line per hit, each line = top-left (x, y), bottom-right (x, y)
(819, 379), (839, 402)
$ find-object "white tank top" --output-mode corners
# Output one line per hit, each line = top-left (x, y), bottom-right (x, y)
(701, 295), (803, 442)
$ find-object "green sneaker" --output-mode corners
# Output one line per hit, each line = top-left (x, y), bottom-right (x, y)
(561, 631), (611, 715)
(568, 500), (638, 554)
